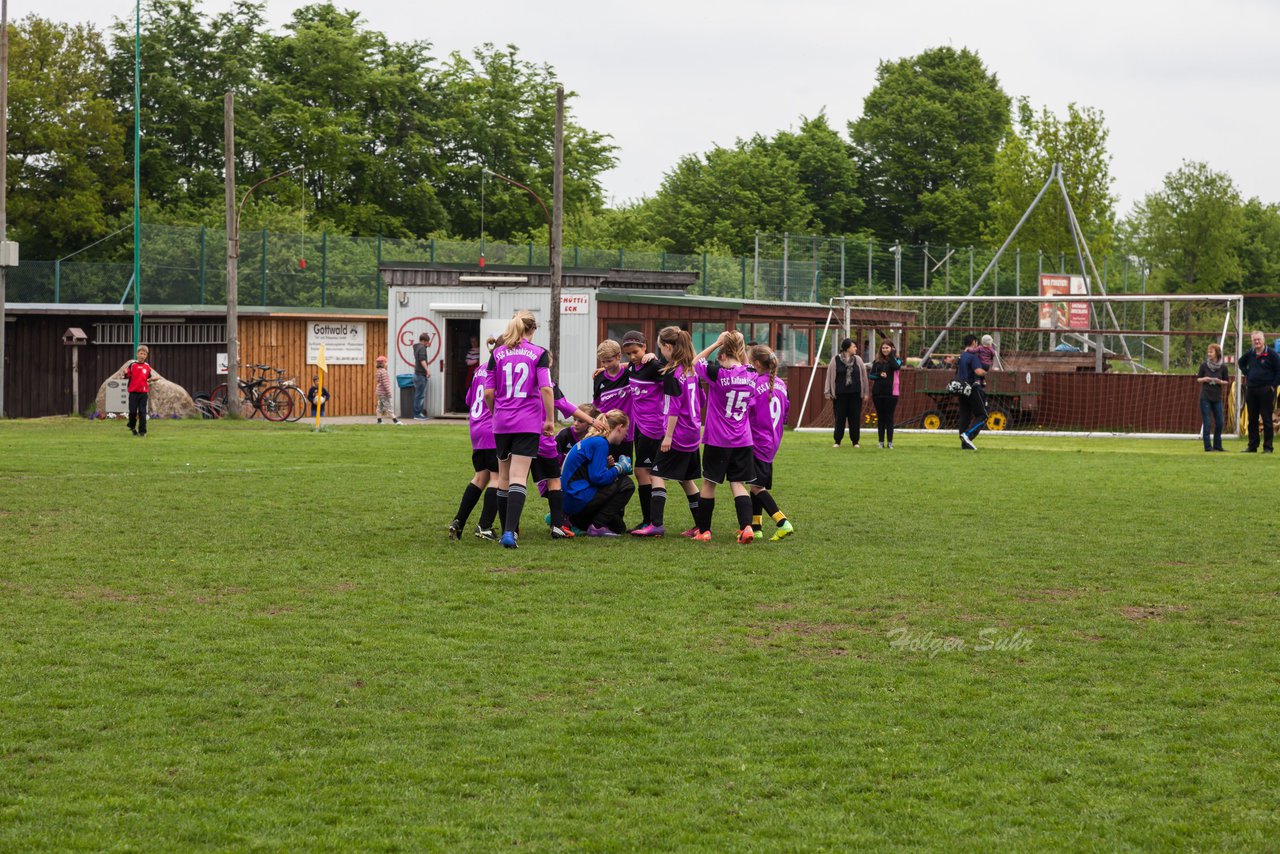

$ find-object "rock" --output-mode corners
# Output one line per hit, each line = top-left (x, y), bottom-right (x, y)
(95, 361), (198, 418)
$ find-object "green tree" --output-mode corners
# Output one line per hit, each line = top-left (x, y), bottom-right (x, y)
(849, 46), (1010, 246)
(986, 99), (1117, 259)
(770, 114), (862, 235)
(437, 43), (617, 241)
(1237, 198), (1280, 324)
(648, 136), (815, 254)
(1129, 161), (1245, 293)
(7, 16), (128, 259)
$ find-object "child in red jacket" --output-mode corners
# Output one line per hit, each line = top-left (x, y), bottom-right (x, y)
(123, 346), (154, 436)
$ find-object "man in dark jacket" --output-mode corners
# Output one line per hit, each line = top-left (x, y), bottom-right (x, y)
(955, 335), (988, 451)
(1238, 330), (1280, 453)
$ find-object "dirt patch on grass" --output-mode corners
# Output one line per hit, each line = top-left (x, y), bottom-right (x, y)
(486, 566), (550, 574)
(1121, 604), (1189, 621)
(1018, 588), (1088, 603)
(329, 582), (358, 593)
(193, 586), (249, 605)
(64, 586), (146, 603)
(746, 619), (871, 658)
(754, 602), (795, 613)
(260, 605), (294, 616)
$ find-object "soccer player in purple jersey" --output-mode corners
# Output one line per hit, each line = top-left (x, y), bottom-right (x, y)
(621, 330), (666, 531)
(448, 336), (501, 541)
(692, 330), (757, 544)
(746, 345), (795, 542)
(592, 339), (632, 461)
(483, 311), (555, 549)
(632, 327), (702, 538)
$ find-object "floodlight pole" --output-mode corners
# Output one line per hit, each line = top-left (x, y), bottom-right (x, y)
(224, 92), (238, 412)
(132, 0), (141, 351)
(550, 85), (564, 385)
(0, 0), (8, 419)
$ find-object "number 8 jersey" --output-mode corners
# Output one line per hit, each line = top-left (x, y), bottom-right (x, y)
(466, 363), (496, 450)
(486, 343), (552, 435)
(695, 358), (755, 448)
(748, 375), (789, 463)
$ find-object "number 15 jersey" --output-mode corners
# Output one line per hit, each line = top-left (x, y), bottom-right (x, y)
(695, 359), (754, 448)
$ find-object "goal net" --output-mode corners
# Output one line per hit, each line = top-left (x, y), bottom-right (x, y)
(796, 293), (1248, 437)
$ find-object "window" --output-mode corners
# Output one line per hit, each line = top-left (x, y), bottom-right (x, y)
(741, 322), (770, 347)
(776, 324), (811, 366)
(605, 324), (637, 346)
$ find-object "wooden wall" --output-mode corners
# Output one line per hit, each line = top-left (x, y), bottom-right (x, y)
(239, 316), (388, 417)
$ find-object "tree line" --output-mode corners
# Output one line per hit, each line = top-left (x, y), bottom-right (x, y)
(9, 0), (1280, 303)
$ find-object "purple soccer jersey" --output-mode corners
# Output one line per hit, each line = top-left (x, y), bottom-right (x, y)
(628, 357), (666, 439)
(593, 366), (631, 439)
(662, 366), (702, 452)
(466, 364), (495, 450)
(748, 375), (789, 463)
(539, 387), (581, 458)
(487, 342), (552, 435)
(695, 359), (755, 448)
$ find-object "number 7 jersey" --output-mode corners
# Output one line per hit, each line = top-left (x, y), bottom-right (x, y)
(695, 359), (755, 448)
(748, 376), (789, 463)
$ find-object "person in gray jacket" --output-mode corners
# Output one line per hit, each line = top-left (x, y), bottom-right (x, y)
(824, 338), (870, 448)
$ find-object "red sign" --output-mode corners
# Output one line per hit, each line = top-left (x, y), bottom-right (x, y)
(397, 316), (441, 368)
(1038, 275), (1090, 330)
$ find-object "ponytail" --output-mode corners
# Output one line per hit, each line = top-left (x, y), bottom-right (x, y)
(587, 408), (628, 440)
(749, 344), (780, 393)
(719, 330), (747, 365)
(500, 310), (537, 350)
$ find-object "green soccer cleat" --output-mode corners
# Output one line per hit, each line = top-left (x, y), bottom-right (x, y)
(770, 520), (795, 541)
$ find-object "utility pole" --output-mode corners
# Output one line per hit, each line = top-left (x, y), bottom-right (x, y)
(224, 92), (239, 411)
(549, 85), (564, 384)
(0, 0), (8, 418)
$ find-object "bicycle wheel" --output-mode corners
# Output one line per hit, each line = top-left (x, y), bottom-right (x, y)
(284, 386), (308, 422)
(208, 384), (229, 418)
(261, 386), (292, 422)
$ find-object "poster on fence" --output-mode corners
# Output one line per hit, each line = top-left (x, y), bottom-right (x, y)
(1038, 275), (1090, 330)
(307, 321), (366, 365)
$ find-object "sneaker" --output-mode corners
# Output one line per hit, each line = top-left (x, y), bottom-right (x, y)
(888, 442), (893, 449)
(550, 524), (575, 539)
(852, 444), (860, 449)
(1242, 447), (1258, 453)
(878, 441), (884, 448)
(475, 526), (497, 541)
(770, 519), (795, 542)
(448, 519), (463, 541)
(680, 527), (699, 538)
(393, 419), (402, 425)
(377, 418), (383, 424)
(587, 525), (619, 538)
(737, 527), (754, 544)
(752, 528), (763, 541)
(131, 428), (138, 436)
(693, 530), (712, 543)
(630, 523), (665, 538)
(832, 443), (839, 448)
(960, 433), (976, 450)
(500, 531), (518, 549)
(414, 414), (428, 421)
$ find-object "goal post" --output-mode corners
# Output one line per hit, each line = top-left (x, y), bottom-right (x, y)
(795, 293), (1248, 438)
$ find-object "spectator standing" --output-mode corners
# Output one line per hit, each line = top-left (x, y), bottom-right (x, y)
(413, 332), (432, 420)
(1238, 331), (1279, 453)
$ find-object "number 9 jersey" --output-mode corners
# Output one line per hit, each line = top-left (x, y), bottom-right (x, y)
(748, 375), (789, 463)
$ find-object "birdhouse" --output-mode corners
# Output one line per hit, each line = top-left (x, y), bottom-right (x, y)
(62, 327), (88, 346)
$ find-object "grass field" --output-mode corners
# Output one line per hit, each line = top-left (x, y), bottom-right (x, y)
(2, 418), (1278, 850)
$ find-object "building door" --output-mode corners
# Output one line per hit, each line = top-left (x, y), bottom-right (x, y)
(445, 318), (481, 413)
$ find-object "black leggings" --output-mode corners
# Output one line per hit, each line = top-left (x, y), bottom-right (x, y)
(832, 395), (862, 446)
(569, 478), (635, 533)
(873, 395), (898, 443)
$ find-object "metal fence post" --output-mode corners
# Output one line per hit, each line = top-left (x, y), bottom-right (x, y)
(198, 226), (207, 304)
(661, 250), (666, 272)
(701, 252), (708, 295)
(574, 245), (579, 268)
(922, 241), (929, 292)
(619, 247), (624, 268)
(321, 229), (328, 307)
(528, 240), (533, 266)
(260, 228), (268, 305)
(376, 232), (382, 310)
(429, 237), (435, 264)
(867, 238), (873, 295)
(54, 260), (61, 303)
(839, 236), (846, 298)
(740, 256), (746, 299)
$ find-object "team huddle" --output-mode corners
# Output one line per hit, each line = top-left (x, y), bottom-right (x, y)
(446, 310), (795, 548)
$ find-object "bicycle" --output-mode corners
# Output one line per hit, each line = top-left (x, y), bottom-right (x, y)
(260, 366), (309, 423)
(208, 365), (293, 421)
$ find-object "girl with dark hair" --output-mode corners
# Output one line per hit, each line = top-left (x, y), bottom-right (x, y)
(868, 340), (903, 449)
(824, 337), (869, 448)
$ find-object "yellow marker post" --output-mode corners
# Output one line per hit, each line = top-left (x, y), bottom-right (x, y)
(314, 344), (327, 430)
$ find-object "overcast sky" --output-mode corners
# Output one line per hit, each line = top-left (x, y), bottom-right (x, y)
(45, 0), (1280, 217)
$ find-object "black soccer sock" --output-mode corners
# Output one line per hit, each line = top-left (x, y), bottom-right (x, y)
(698, 495), (715, 533)
(638, 485), (652, 525)
(506, 484), (527, 535)
(686, 493), (700, 527)
(497, 489), (509, 532)
(734, 494), (754, 530)
(650, 487), (667, 528)
(548, 489), (565, 529)
(757, 489), (783, 520)
(455, 482), (483, 527)
(751, 493), (764, 532)
(478, 487), (498, 529)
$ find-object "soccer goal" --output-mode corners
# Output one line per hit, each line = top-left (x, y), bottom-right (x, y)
(796, 292), (1247, 438)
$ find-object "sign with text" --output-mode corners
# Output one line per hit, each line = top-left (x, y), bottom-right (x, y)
(104, 378), (128, 414)
(560, 293), (589, 314)
(307, 321), (366, 365)
(217, 353), (228, 375)
(1038, 275), (1090, 330)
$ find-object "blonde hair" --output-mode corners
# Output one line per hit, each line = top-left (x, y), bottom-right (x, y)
(587, 408), (628, 439)
(596, 339), (621, 362)
(658, 326), (695, 376)
(500, 310), (537, 350)
(749, 344), (779, 393)
(719, 330), (747, 365)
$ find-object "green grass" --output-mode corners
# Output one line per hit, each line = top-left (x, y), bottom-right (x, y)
(1, 418), (1278, 850)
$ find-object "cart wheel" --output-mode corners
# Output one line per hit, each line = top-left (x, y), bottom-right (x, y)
(922, 410), (943, 430)
(986, 408), (1009, 431)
